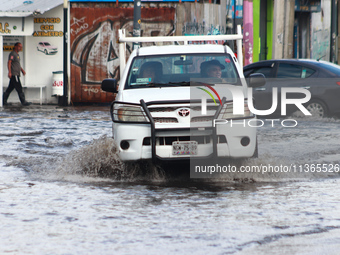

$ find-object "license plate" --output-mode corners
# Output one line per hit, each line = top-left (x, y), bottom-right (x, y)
(172, 141), (198, 155)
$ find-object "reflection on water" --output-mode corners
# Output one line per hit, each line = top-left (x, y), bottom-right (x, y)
(1, 105), (340, 254)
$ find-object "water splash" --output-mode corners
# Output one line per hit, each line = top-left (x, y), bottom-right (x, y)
(7, 132), (340, 184)
(59, 135), (124, 178)
(25, 135), (166, 182)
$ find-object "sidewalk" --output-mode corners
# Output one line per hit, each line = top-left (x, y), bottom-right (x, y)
(0, 104), (112, 121)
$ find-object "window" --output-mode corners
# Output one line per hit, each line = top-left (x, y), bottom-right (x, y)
(125, 53), (240, 88)
(277, 63), (301, 78)
(244, 66), (273, 78)
(301, 67), (315, 78)
(277, 63), (315, 78)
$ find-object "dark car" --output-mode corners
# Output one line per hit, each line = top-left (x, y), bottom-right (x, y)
(243, 59), (340, 117)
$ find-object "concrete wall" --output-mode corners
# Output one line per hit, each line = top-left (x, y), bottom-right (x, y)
(177, 1), (226, 36)
(311, 0), (331, 60)
(272, 0), (295, 59)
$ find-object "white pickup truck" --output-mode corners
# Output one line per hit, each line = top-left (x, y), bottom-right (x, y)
(101, 26), (265, 164)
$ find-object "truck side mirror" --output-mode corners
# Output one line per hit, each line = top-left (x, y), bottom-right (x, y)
(101, 79), (118, 93)
(248, 73), (266, 88)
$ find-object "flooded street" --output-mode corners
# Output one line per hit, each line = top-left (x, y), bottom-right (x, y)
(1, 105), (340, 254)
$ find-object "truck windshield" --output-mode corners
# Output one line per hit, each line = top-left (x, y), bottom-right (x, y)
(125, 53), (240, 88)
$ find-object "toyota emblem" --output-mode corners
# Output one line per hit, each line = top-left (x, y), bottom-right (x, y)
(178, 108), (190, 117)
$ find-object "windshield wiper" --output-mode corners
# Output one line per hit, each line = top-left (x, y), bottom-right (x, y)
(168, 81), (191, 86)
(132, 81), (190, 87)
(145, 82), (169, 87)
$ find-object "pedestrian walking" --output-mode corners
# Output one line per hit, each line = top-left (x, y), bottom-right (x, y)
(3, 42), (31, 106)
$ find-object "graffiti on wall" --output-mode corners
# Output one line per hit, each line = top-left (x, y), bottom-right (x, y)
(182, 21), (226, 45)
(312, 28), (330, 60)
(182, 22), (226, 36)
(71, 18), (120, 85)
(70, 7), (175, 103)
(71, 19), (174, 84)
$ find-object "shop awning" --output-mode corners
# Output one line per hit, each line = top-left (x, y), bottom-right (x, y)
(0, 0), (64, 17)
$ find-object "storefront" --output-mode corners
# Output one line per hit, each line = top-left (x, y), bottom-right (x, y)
(0, 0), (64, 106)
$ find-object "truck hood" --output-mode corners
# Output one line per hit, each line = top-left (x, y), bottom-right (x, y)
(118, 85), (246, 104)
(119, 87), (190, 103)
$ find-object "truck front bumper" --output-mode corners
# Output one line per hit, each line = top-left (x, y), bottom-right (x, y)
(113, 120), (257, 162)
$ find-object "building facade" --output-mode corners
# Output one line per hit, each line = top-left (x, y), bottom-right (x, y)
(1, 0), (338, 106)
(252, 0), (337, 63)
(0, 1), (64, 106)
(69, 0), (228, 103)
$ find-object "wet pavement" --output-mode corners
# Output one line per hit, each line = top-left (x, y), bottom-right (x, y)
(1, 104), (340, 254)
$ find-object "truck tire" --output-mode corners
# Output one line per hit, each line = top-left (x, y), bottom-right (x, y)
(252, 139), (258, 158)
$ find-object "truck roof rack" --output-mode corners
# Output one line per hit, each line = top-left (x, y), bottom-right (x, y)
(118, 25), (243, 74)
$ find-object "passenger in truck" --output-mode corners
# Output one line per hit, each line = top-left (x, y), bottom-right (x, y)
(200, 59), (225, 78)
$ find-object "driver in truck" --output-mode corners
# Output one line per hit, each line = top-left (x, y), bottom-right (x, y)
(139, 61), (163, 83)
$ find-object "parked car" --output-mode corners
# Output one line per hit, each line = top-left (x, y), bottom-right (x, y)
(243, 59), (340, 117)
(37, 42), (58, 55)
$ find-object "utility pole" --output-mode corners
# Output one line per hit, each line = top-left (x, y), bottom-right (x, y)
(62, 0), (68, 106)
(133, 0), (141, 50)
(330, 0), (337, 63)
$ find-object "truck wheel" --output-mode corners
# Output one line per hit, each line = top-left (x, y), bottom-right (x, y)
(252, 139), (258, 158)
(306, 100), (328, 117)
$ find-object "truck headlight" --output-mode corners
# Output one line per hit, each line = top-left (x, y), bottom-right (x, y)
(114, 105), (148, 122)
(219, 102), (252, 119)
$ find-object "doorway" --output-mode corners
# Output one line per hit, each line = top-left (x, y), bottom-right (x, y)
(294, 12), (311, 58)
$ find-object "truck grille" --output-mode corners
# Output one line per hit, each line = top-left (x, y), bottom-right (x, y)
(142, 135), (227, 146)
(191, 116), (214, 122)
(154, 117), (178, 123)
(148, 105), (219, 123)
(149, 107), (179, 113)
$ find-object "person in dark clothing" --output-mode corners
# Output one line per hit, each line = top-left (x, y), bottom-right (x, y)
(200, 59), (225, 78)
(3, 42), (31, 106)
